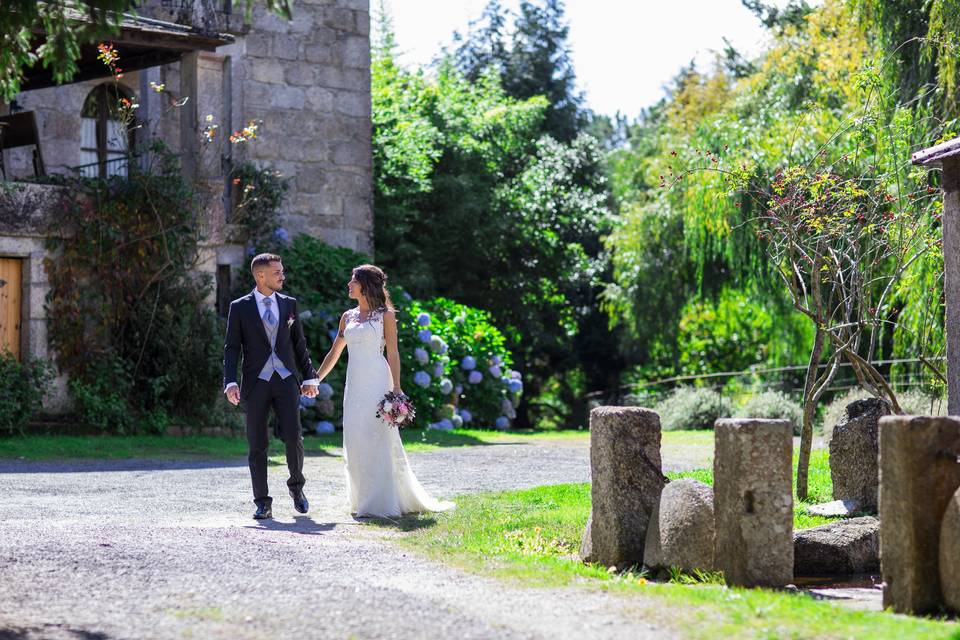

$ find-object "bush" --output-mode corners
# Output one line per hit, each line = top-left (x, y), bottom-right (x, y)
(0, 353), (53, 434)
(735, 390), (803, 435)
(655, 386), (733, 431)
(398, 297), (521, 428)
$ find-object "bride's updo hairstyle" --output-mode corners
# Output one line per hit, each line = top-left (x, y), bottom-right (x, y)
(353, 264), (395, 312)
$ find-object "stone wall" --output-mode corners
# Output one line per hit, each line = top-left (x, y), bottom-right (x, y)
(241, 0), (373, 253)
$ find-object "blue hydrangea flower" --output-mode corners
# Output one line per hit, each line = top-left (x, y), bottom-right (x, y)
(491, 355), (503, 365)
(468, 371), (483, 385)
(299, 310), (313, 321)
(401, 291), (412, 301)
(417, 312), (431, 327)
(413, 371), (431, 388)
(317, 383), (334, 400)
(437, 418), (454, 430)
(418, 329), (432, 343)
(429, 335), (446, 353)
(461, 356), (476, 371)
(299, 395), (317, 408)
(459, 409), (472, 423)
(274, 227), (290, 245)
(495, 416), (510, 430)
(439, 378), (453, 395)
(414, 347), (429, 365)
(315, 421), (335, 434)
(488, 365), (502, 378)
(433, 363), (445, 378)
(510, 370), (523, 380)
(451, 414), (463, 428)
(454, 384), (464, 396)
(508, 379), (523, 394)
(501, 398), (515, 418)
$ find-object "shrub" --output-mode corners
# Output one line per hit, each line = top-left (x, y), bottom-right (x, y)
(655, 386), (732, 431)
(398, 297), (520, 428)
(735, 390), (804, 435)
(0, 353), (53, 434)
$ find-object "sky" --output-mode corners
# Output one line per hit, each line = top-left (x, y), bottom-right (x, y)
(380, 0), (781, 118)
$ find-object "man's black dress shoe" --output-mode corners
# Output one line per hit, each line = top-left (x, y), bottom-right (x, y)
(253, 503), (273, 520)
(290, 489), (309, 514)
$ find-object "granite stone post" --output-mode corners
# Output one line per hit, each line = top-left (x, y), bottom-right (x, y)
(714, 418), (794, 588)
(880, 415), (960, 614)
(580, 406), (665, 569)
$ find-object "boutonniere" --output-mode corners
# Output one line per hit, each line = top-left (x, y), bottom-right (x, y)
(287, 313), (295, 328)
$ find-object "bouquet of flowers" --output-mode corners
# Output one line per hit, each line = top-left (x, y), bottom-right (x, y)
(376, 391), (416, 429)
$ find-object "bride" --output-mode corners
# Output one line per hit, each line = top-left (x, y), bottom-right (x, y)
(314, 264), (455, 518)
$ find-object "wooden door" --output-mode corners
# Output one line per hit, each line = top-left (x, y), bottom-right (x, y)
(0, 258), (22, 360)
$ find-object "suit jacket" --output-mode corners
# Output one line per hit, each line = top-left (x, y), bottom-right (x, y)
(223, 290), (317, 399)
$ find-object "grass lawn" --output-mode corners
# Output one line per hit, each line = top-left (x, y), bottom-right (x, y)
(387, 478), (959, 639)
(0, 427), (589, 462)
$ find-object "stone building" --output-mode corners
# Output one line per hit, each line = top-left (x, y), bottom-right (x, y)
(0, 1), (373, 411)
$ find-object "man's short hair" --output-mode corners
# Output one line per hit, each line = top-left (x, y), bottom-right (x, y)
(251, 253), (282, 273)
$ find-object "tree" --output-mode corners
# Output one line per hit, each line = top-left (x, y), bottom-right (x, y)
(0, 0), (292, 100)
(451, 0), (585, 142)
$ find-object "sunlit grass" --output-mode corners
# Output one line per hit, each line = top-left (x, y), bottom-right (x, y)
(389, 482), (957, 639)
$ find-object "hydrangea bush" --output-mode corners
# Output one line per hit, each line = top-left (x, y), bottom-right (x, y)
(396, 297), (522, 429)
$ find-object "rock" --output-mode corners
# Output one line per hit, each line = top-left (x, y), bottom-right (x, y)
(714, 418), (794, 588)
(830, 398), (889, 513)
(880, 415), (960, 614)
(807, 500), (862, 517)
(643, 479), (715, 573)
(580, 406), (664, 569)
(941, 487), (960, 613)
(794, 516), (879, 575)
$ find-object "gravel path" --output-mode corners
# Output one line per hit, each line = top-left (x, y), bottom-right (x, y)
(0, 436), (708, 640)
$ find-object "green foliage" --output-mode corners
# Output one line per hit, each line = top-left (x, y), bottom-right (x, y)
(372, 38), (613, 425)
(676, 288), (810, 376)
(734, 390), (804, 435)
(453, 0), (585, 141)
(0, 353), (53, 434)
(44, 142), (223, 432)
(654, 387), (733, 431)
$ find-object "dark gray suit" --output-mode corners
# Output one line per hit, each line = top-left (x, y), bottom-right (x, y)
(223, 290), (317, 507)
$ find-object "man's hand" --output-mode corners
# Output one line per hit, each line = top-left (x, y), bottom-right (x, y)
(301, 384), (318, 398)
(226, 387), (240, 405)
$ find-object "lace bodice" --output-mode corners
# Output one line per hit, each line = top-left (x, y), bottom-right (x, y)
(343, 307), (386, 354)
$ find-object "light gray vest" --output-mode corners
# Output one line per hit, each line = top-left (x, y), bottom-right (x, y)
(257, 297), (293, 381)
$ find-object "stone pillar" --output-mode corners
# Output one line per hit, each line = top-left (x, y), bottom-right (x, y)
(829, 398), (890, 513)
(580, 406), (664, 569)
(714, 418), (793, 588)
(939, 488), (960, 613)
(880, 415), (960, 614)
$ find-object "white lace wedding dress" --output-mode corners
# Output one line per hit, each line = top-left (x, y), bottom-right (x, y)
(342, 308), (455, 517)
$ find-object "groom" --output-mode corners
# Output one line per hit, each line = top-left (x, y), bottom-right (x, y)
(223, 253), (319, 520)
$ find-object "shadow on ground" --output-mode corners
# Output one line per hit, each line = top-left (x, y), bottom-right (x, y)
(0, 625), (111, 639)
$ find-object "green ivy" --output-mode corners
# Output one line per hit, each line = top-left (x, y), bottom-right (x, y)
(0, 352), (53, 434)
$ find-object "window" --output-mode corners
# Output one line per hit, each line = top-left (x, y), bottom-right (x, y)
(80, 83), (134, 178)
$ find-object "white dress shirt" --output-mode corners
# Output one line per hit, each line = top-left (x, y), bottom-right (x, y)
(224, 289), (319, 393)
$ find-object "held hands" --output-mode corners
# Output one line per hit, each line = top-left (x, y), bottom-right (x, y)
(226, 387), (240, 406)
(301, 384), (318, 398)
